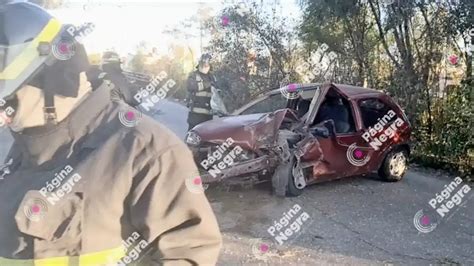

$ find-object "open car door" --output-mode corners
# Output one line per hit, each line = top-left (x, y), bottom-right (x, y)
(300, 84), (377, 183)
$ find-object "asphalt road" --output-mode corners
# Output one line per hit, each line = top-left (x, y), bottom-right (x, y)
(1, 99), (472, 265)
(211, 168), (473, 265)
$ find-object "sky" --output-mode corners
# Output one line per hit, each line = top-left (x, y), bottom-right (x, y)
(49, 0), (301, 58)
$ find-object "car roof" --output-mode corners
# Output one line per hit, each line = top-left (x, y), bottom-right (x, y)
(332, 84), (384, 98)
(267, 83), (321, 95)
(267, 83), (385, 99)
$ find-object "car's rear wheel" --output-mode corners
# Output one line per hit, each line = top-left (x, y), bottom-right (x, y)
(379, 148), (408, 182)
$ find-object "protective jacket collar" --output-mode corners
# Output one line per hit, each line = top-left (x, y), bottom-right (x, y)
(10, 82), (113, 170)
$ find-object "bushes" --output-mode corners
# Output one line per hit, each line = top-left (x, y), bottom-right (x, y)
(412, 81), (473, 177)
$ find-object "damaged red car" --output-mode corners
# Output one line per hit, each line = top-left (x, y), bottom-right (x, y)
(185, 83), (412, 197)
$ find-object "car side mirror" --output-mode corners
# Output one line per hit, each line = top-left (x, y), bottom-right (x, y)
(323, 120), (337, 138)
(310, 126), (329, 138)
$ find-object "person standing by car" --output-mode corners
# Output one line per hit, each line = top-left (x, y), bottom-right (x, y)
(0, 2), (222, 265)
(186, 53), (227, 130)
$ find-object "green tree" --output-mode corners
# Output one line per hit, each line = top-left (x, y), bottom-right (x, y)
(204, 1), (300, 110)
(129, 51), (146, 74)
(299, 0), (473, 175)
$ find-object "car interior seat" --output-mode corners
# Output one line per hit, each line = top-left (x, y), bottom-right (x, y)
(313, 96), (352, 133)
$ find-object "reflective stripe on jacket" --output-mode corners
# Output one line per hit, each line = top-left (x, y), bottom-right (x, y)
(195, 91), (213, 97)
(191, 106), (212, 114)
(187, 72), (213, 115)
(0, 246), (124, 266)
(0, 82), (222, 265)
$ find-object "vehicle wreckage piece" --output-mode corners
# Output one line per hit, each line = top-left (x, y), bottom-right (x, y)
(271, 131), (292, 196)
(194, 109), (300, 184)
(200, 155), (277, 183)
(271, 129), (320, 197)
(188, 83), (413, 197)
(194, 107), (325, 196)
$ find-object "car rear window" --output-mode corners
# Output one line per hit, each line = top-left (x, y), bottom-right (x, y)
(358, 98), (396, 128)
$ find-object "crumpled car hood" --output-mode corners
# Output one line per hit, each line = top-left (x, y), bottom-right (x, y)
(192, 109), (299, 150)
(193, 113), (265, 136)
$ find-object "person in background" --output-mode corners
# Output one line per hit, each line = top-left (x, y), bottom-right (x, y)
(186, 53), (227, 131)
(86, 51), (140, 107)
(101, 51), (140, 106)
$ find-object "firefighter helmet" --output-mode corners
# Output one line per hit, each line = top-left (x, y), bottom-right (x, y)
(0, 1), (89, 100)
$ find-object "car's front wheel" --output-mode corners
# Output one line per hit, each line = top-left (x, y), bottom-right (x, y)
(271, 155), (305, 197)
(287, 156), (306, 197)
(379, 148), (408, 182)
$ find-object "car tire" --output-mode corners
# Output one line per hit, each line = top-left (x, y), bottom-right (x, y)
(272, 155), (304, 197)
(378, 148), (408, 182)
(286, 156), (304, 197)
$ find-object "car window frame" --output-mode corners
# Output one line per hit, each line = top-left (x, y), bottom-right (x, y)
(310, 87), (358, 136)
(234, 93), (287, 115)
(329, 98), (358, 136)
(234, 85), (320, 116)
(356, 97), (398, 129)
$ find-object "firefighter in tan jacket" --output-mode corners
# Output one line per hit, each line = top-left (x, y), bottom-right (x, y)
(0, 2), (222, 265)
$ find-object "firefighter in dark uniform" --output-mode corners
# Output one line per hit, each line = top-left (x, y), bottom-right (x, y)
(0, 2), (222, 265)
(101, 51), (140, 106)
(186, 54), (216, 130)
(86, 51), (139, 107)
